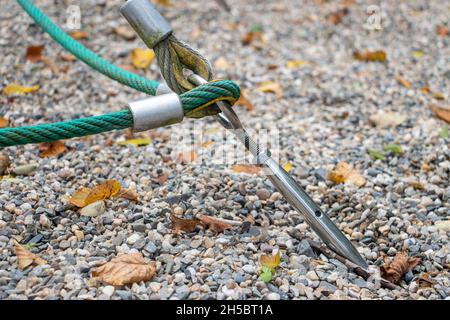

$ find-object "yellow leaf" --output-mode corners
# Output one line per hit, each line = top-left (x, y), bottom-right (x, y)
(258, 81), (283, 98)
(117, 138), (152, 147)
(260, 250), (281, 272)
(283, 161), (293, 173)
(92, 253), (156, 286)
(154, 0), (170, 6)
(395, 75), (412, 89)
(3, 83), (40, 96)
(0, 117), (9, 128)
(14, 240), (47, 270)
(201, 140), (214, 148)
(131, 48), (155, 69)
(412, 51), (424, 59)
(69, 180), (121, 208)
(353, 50), (387, 62)
(327, 161), (366, 187)
(286, 60), (309, 69)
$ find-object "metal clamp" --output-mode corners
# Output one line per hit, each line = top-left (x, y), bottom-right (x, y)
(128, 93), (184, 132)
(120, 0), (172, 48)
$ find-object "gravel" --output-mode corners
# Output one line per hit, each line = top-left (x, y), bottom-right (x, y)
(1, 0), (449, 300)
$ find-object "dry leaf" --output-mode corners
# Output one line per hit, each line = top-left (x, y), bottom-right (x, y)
(235, 89), (255, 111)
(198, 215), (232, 233)
(420, 86), (432, 94)
(232, 164), (261, 175)
(69, 31), (89, 40)
(429, 105), (450, 124)
(116, 188), (138, 202)
(260, 250), (281, 272)
(327, 161), (366, 187)
(3, 83), (40, 96)
(258, 81), (283, 98)
(131, 48), (155, 69)
(380, 252), (421, 284)
(283, 161), (293, 173)
(436, 25), (449, 37)
(177, 150), (197, 164)
(417, 273), (437, 288)
(38, 141), (67, 158)
(433, 92), (445, 100)
(117, 138), (152, 147)
(113, 26), (136, 40)
(170, 214), (203, 234)
(326, 8), (349, 25)
(92, 253), (156, 286)
(395, 75), (412, 89)
(286, 60), (309, 69)
(354, 50), (387, 62)
(201, 140), (214, 148)
(154, 0), (170, 6)
(69, 180), (121, 208)
(241, 28), (268, 49)
(14, 240), (47, 270)
(60, 52), (76, 62)
(0, 117), (9, 128)
(370, 111), (406, 128)
(25, 45), (44, 62)
(214, 57), (230, 70)
(412, 51), (424, 59)
(79, 200), (106, 217)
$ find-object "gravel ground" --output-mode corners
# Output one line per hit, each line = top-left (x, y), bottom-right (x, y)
(1, 0), (449, 300)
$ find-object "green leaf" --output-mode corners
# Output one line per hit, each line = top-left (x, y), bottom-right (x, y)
(250, 24), (263, 33)
(259, 268), (273, 283)
(367, 149), (385, 160)
(383, 143), (404, 155)
(439, 125), (449, 139)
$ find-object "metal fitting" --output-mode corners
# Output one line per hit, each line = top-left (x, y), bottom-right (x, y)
(120, 0), (172, 48)
(128, 93), (184, 132)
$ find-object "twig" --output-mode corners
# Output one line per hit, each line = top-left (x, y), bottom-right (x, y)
(307, 239), (400, 290)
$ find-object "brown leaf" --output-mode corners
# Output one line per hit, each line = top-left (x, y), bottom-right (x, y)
(177, 150), (197, 164)
(416, 272), (437, 288)
(429, 105), (450, 124)
(116, 188), (138, 202)
(258, 81), (284, 98)
(69, 31), (89, 40)
(241, 30), (268, 49)
(197, 215), (232, 233)
(235, 89), (255, 111)
(327, 161), (366, 187)
(14, 240), (47, 270)
(38, 140), (67, 158)
(170, 214), (203, 234)
(326, 8), (349, 25)
(113, 26), (136, 40)
(0, 117), (9, 128)
(380, 252), (421, 284)
(395, 75), (412, 89)
(25, 45), (44, 63)
(69, 180), (121, 208)
(91, 253), (156, 286)
(232, 164), (261, 175)
(436, 25), (449, 37)
(354, 50), (387, 62)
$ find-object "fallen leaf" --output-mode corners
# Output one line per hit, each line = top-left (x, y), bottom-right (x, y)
(70, 180), (121, 208)
(395, 75), (412, 89)
(241, 25), (268, 48)
(439, 125), (449, 139)
(177, 150), (197, 164)
(197, 215), (232, 233)
(131, 48), (155, 69)
(369, 111), (406, 128)
(154, 0), (171, 6)
(69, 30), (89, 40)
(436, 25), (449, 37)
(0, 117), (9, 128)
(113, 26), (136, 40)
(3, 83), (40, 96)
(116, 189), (138, 202)
(25, 45), (44, 62)
(434, 220), (450, 232)
(380, 252), (421, 284)
(170, 214), (203, 234)
(283, 161), (293, 173)
(232, 164), (261, 175)
(258, 81), (283, 98)
(327, 161), (366, 187)
(326, 8), (349, 25)
(92, 253), (156, 286)
(259, 267), (273, 283)
(60, 52), (76, 62)
(235, 89), (255, 111)
(260, 250), (281, 273)
(411, 50), (424, 59)
(79, 200), (106, 217)
(200, 140), (214, 148)
(367, 149), (385, 161)
(429, 105), (450, 123)
(38, 140), (67, 158)
(14, 240), (47, 270)
(117, 138), (152, 147)
(417, 272), (437, 288)
(420, 86), (432, 94)
(383, 143), (404, 155)
(433, 91), (445, 100)
(214, 57), (230, 70)
(286, 60), (309, 69)
(353, 50), (387, 62)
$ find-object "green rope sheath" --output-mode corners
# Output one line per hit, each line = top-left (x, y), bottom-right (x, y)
(0, 0), (241, 149)
(16, 0), (160, 95)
